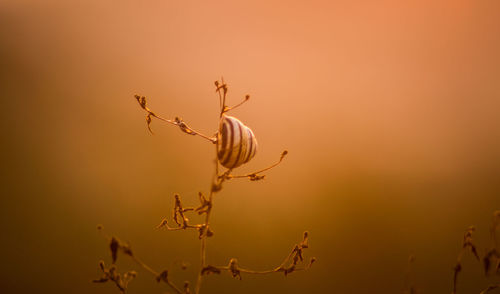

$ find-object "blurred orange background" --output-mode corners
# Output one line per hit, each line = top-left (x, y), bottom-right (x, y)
(1, 0), (499, 293)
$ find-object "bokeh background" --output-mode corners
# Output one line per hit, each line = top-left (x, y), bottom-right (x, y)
(1, 0), (500, 293)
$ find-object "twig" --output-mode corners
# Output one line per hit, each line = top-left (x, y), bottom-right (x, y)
(480, 284), (500, 294)
(93, 260), (137, 294)
(484, 211), (500, 277)
(453, 226), (480, 294)
(194, 147), (226, 294)
(96, 226), (183, 294)
(403, 255), (417, 294)
(225, 150), (288, 181)
(225, 94), (250, 113)
(134, 94), (216, 143)
(202, 232), (315, 279)
(131, 255), (183, 294)
(103, 78), (307, 294)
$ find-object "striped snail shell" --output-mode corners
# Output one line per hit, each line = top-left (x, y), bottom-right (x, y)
(217, 115), (258, 169)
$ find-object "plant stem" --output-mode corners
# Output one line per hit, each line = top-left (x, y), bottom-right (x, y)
(130, 255), (183, 294)
(195, 147), (220, 294)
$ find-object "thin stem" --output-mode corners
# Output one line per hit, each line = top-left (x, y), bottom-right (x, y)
(130, 256), (183, 294)
(226, 265), (311, 275)
(217, 85), (224, 115)
(480, 284), (500, 294)
(195, 147), (221, 294)
(215, 78), (228, 118)
(221, 77), (227, 116)
(227, 151), (288, 179)
(97, 228), (183, 294)
(195, 80), (233, 293)
(200, 231), (313, 280)
(157, 116), (216, 143)
(205, 241), (314, 278)
(134, 94), (216, 143)
(156, 222), (200, 231)
(224, 95), (250, 113)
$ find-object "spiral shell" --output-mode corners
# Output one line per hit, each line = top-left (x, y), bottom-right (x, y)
(216, 115), (257, 169)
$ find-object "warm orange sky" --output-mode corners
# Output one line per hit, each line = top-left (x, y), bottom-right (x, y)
(1, 1), (499, 293)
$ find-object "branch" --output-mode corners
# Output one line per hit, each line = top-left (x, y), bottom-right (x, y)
(224, 150), (288, 181)
(403, 255), (417, 294)
(452, 226), (480, 294)
(156, 193), (214, 239)
(128, 79), (308, 294)
(215, 79), (228, 117)
(96, 226), (184, 294)
(480, 284), (500, 294)
(484, 211), (500, 276)
(223, 94), (250, 114)
(134, 94), (216, 143)
(202, 232), (315, 279)
(93, 260), (137, 294)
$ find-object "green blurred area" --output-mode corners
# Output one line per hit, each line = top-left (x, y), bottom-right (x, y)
(1, 1), (499, 293)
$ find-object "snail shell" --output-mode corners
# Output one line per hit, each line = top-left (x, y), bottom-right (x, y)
(216, 115), (257, 169)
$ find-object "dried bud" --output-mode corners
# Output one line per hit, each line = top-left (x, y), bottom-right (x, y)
(156, 219), (168, 229)
(207, 227), (214, 237)
(110, 237), (119, 264)
(301, 231), (309, 248)
(211, 182), (222, 192)
(284, 265), (295, 276)
(146, 114), (153, 134)
(309, 257), (316, 267)
(484, 255), (491, 275)
(471, 245), (480, 261)
(156, 270), (168, 283)
(198, 225), (214, 239)
(123, 270), (137, 282)
(280, 150), (288, 161)
(184, 281), (191, 294)
(99, 260), (106, 271)
(122, 243), (133, 257)
(228, 258), (241, 280)
(92, 277), (109, 283)
(249, 174), (265, 181)
(201, 265), (221, 275)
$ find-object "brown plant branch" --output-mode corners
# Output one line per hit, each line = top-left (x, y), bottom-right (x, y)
(202, 232), (315, 279)
(194, 148), (225, 294)
(452, 212), (500, 294)
(215, 79), (228, 117)
(135, 80), (299, 294)
(484, 211), (500, 276)
(94, 79), (311, 294)
(134, 94), (216, 143)
(96, 226), (184, 294)
(403, 255), (417, 294)
(480, 284), (500, 294)
(226, 94), (250, 112)
(156, 193), (215, 237)
(224, 150), (288, 181)
(453, 226), (480, 294)
(93, 260), (137, 294)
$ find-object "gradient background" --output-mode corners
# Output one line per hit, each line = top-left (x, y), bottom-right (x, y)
(1, 0), (500, 293)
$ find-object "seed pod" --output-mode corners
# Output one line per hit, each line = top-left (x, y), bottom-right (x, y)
(216, 115), (257, 169)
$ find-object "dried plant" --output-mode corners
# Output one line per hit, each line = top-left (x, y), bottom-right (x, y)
(403, 255), (417, 294)
(452, 211), (500, 294)
(94, 79), (314, 294)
